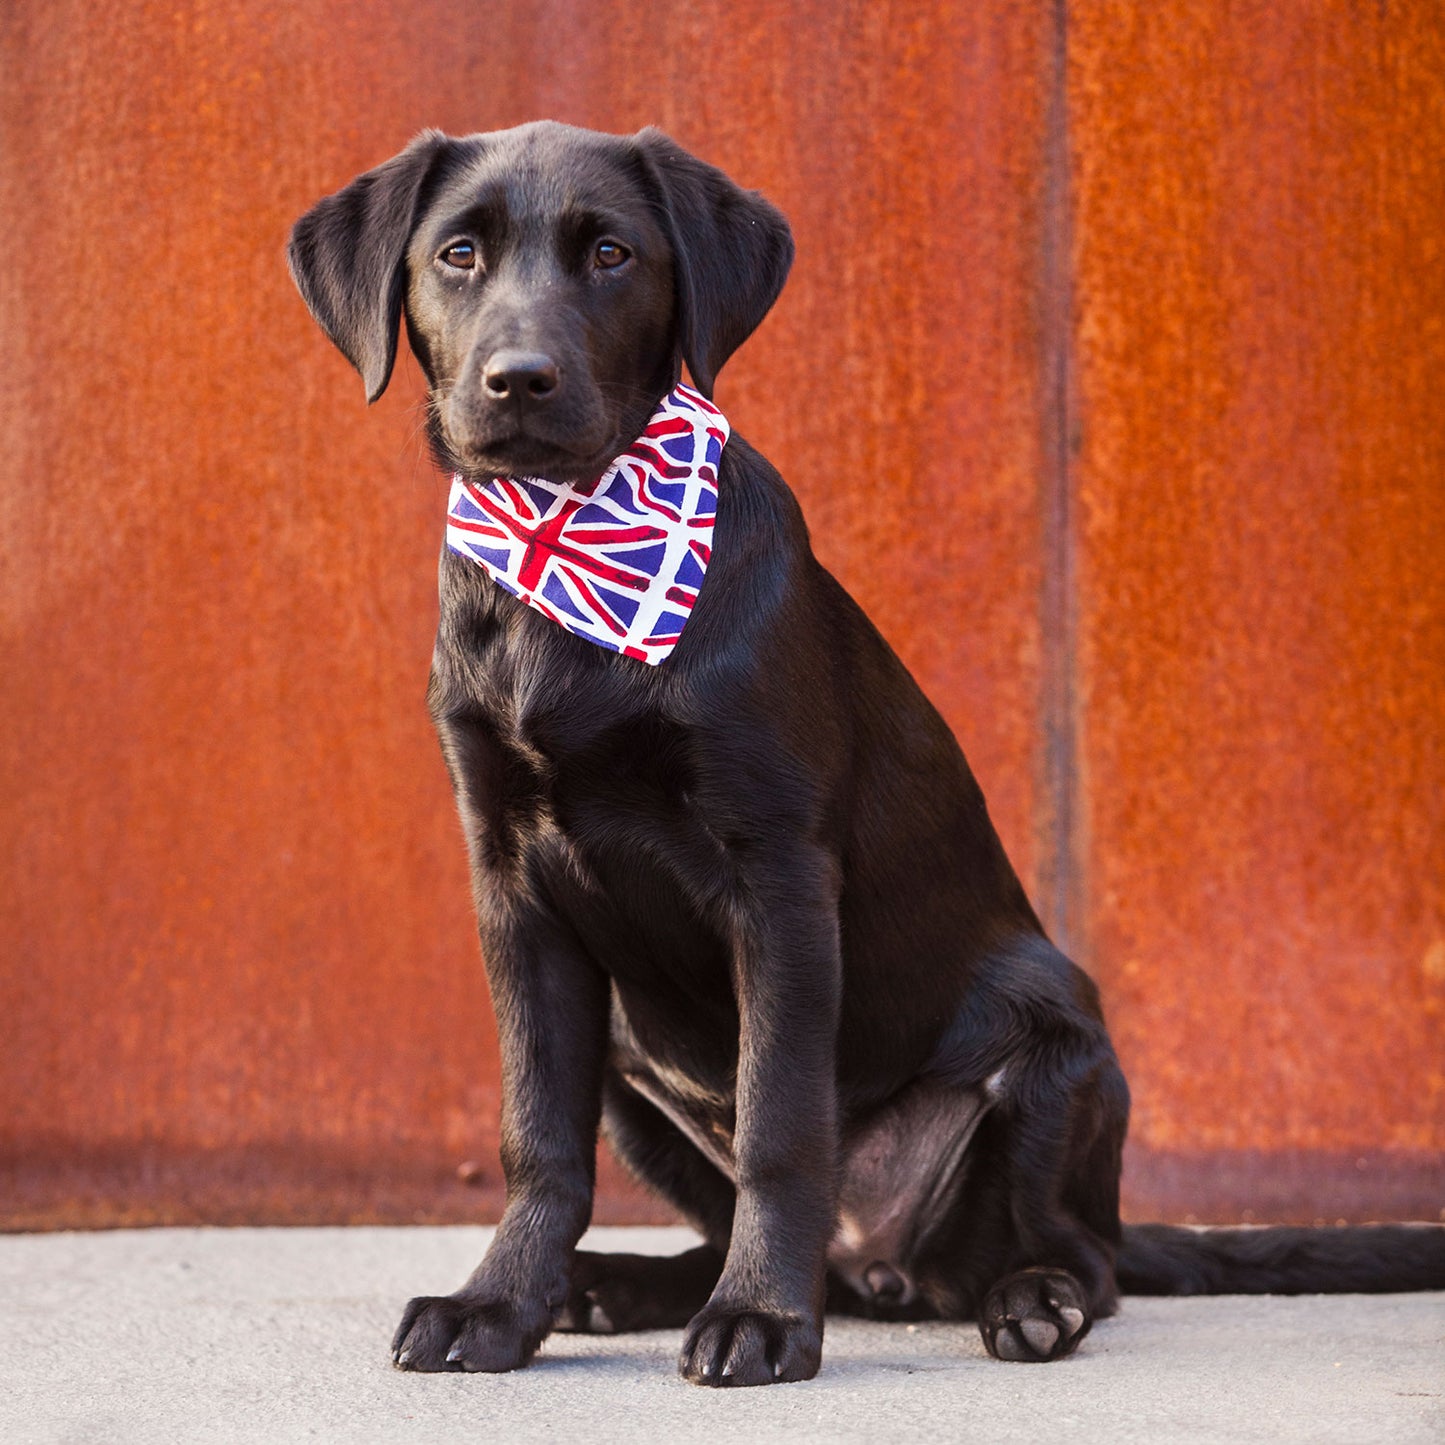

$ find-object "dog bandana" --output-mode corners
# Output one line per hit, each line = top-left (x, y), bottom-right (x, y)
(445, 384), (728, 665)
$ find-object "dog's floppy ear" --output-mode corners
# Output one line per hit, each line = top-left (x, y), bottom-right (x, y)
(287, 131), (451, 403)
(633, 128), (794, 399)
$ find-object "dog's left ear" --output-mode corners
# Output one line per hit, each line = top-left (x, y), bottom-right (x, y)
(288, 130), (451, 403)
(633, 128), (794, 399)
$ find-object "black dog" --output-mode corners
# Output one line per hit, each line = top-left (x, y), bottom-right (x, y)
(289, 121), (1443, 1386)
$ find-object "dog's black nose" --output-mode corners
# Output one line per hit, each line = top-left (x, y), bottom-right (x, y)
(483, 350), (560, 402)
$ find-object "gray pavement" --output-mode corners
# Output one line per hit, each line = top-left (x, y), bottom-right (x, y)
(2, 1225), (1441, 1443)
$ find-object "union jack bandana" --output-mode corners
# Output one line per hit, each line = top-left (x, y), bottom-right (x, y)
(445, 384), (728, 665)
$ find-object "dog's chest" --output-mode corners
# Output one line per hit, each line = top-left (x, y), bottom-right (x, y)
(435, 634), (737, 972)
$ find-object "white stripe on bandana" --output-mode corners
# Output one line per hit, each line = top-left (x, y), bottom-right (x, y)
(445, 384), (728, 665)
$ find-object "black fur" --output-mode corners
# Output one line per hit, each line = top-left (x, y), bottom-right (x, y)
(288, 121), (1445, 1387)
(1118, 1223), (1445, 1296)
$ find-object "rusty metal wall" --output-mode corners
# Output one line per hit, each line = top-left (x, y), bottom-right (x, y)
(1070, 0), (1445, 1220)
(1, 1), (1438, 1228)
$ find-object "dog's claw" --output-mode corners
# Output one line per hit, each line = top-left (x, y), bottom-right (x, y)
(680, 1304), (821, 1387)
(391, 1294), (545, 1373)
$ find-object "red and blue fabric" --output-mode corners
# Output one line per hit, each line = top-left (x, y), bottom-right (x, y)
(445, 384), (728, 665)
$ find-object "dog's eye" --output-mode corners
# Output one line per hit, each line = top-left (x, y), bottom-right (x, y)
(439, 242), (477, 270)
(593, 240), (630, 270)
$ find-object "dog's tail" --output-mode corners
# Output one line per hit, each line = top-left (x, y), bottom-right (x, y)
(1116, 1223), (1445, 1295)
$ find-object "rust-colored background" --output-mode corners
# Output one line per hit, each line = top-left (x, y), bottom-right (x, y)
(2, 1), (1440, 1229)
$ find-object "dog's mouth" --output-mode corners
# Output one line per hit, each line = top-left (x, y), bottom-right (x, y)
(433, 372), (669, 484)
(434, 385), (627, 482)
(440, 421), (625, 484)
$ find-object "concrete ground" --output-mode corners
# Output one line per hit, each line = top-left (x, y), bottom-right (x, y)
(2, 1226), (1441, 1444)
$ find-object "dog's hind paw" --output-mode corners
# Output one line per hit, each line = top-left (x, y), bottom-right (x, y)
(679, 1303), (821, 1387)
(980, 1268), (1092, 1362)
(391, 1294), (546, 1373)
(556, 1248), (719, 1334)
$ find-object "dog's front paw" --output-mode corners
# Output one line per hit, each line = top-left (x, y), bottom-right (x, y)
(980, 1267), (1091, 1362)
(391, 1294), (547, 1373)
(679, 1303), (821, 1387)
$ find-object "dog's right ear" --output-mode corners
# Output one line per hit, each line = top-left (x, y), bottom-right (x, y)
(287, 131), (451, 403)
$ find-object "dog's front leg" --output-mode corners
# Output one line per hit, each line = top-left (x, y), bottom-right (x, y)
(679, 850), (841, 1387)
(392, 901), (609, 1373)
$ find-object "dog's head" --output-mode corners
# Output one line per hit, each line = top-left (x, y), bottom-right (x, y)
(288, 121), (793, 483)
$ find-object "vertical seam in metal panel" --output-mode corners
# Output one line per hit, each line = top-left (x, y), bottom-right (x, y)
(1037, 0), (1080, 959)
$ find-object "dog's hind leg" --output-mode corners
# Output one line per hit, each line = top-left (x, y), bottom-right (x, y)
(972, 1053), (1126, 1361)
(917, 979), (1130, 1363)
(559, 1068), (731, 1333)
